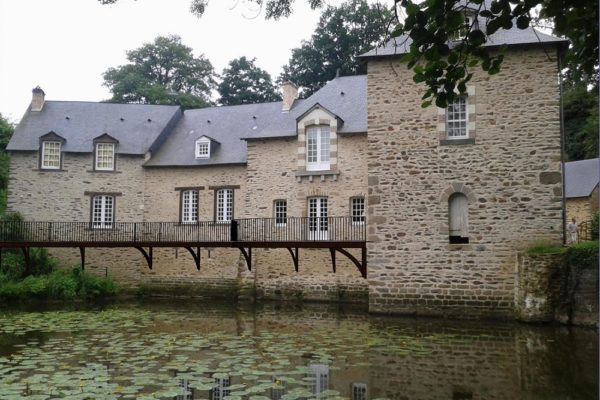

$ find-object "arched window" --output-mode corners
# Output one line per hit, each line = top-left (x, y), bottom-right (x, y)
(448, 193), (469, 243)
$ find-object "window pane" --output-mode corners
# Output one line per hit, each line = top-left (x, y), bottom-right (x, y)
(96, 143), (115, 170)
(351, 198), (365, 224)
(182, 190), (198, 223)
(92, 195), (114, 229)
(196, 140), (210, 158)
(446, 97), (468, 138)
(275, 200), (287, 225)
(42, 141), (61, 169)
(217, 189), (233, 222)
(306, 125), (330, 170)
(320, 128), (330, 162)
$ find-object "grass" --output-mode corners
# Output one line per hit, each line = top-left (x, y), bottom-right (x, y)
(526, 241), (566, 255)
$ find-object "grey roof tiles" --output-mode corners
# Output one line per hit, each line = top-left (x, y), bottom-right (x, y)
(360, 15), (568, 59)
(9, 75), (367, 168)
(7, 101), (181, 155)
(565, 158), (599, 198)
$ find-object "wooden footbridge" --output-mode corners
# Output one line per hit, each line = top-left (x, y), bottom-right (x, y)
(0, 217), (367, 278)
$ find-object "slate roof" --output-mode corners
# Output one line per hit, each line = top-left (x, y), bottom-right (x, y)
(360, 11), (568, 59)
(565, 158), (599, 198)
(7, 101), (181, 155)
(145, 75), (367, 166)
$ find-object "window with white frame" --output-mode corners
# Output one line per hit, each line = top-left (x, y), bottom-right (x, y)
(274, 200), (287, 226)
(195, 138), (210, 158)
(449, 15), (472, 40)
(308, 197), (328, 240)
(352, 383), (368, 400)
(95, 143), (115, 171)
(308, 363), (329, 395)
(449, 192), (469, 243)
(351, 197), (365, 225)
(210, 375), (231, 400)
(306, 125), (330, 171)
(216, 189), (233, 222)
(181, 190), (198, 223)
(446, 96), (468, 138)
(91, 195), (114, 229)
(41, 141), (61, 169)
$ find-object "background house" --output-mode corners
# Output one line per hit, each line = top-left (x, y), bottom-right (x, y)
(565, 158), (599, 224)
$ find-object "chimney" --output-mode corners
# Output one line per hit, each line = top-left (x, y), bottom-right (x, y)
(31, 86), (45, 112)
(281, 81), (298, 112)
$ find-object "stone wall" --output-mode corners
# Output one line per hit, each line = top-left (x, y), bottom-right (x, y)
(516, 251), (599, 326)
(515, 252), (563, 322)
(367, 47), (563, 317)
(139, 165), (247, 290)
(7, 152), (147, 284)
(566, 186), (598, 223)
(244, 133), (369, 301)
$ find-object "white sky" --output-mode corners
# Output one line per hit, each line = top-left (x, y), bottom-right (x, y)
(0, 0), (330, 122)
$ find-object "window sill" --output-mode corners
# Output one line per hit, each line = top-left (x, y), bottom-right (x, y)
(295, 170), (340, 183)
(86, 170), (121, 173)
(440, 138), (475, 146)
(34, 168), (66, 172)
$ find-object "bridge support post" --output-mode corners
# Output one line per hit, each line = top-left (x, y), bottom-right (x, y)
(329, 248), (336, 273)
(183, 247), (201, 270)
(238, 247), (252, 271)
(134, 247), (153, 269)
(286, 248), (299, 272)
(79, 247), (85, 270)
(21, 247), (30, 277)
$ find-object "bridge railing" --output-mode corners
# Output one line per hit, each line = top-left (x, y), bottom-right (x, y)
(0, 217), (366, 244)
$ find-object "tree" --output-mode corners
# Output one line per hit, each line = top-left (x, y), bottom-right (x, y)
(279, 0), (393, 97)
(564, 81), (599, 160)
(99, 0), (598, 108)
(0, 114), (14, 212)
(218, 57), (281, 105)
(103, 35), (216, 109)
(392, 0), (598, 107)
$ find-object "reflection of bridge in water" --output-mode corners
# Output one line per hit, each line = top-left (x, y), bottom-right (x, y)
(0, 217), (367, 278)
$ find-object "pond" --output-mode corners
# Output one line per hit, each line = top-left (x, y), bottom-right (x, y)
(0, 300), (597, 399)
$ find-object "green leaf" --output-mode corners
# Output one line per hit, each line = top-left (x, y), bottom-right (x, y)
(421, 100), (433, 108)
(516, 15), (530, 29)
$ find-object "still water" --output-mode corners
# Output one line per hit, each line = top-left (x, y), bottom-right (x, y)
(0, 300), (597, 400)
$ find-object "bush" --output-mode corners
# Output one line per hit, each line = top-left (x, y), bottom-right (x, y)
(565, 240), (599, 269)
(0, 251), (25, 280)
(0, 266), (118, 301)
(0, 247), (56, 280)
(592, 212), (599, 240)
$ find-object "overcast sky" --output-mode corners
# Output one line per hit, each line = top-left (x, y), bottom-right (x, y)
(0, 0), (328, 122)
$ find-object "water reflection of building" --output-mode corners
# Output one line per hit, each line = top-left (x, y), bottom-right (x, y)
(271, 377), (286, 400)
(176, 378), (193, 400)
(352, 383), (367, 400)
(209, 375), (231, 400)
(308, 363), (329, 395)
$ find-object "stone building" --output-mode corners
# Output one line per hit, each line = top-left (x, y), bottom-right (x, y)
(565, 158), (599, 224)
(360, 21), (567, 316)
(6, 21), (567, 317)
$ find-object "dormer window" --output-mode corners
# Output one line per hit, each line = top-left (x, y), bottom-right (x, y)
(39, 131), (66, 170)
(449, 15), (473, 41)
(306, 125), (330, 171)
(41, 141), (61, 169)
(195, 138), (210, 159)
(92, 133), (118, 172)
(95, 143), (115, 171)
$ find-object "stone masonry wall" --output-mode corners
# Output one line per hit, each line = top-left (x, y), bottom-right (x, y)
(7, 152), (147, 284)
(244, 133), (369, 301)
(367, 47), (563, 317)
(566, 187), (598, 224)
(140, 165), (247, 294)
